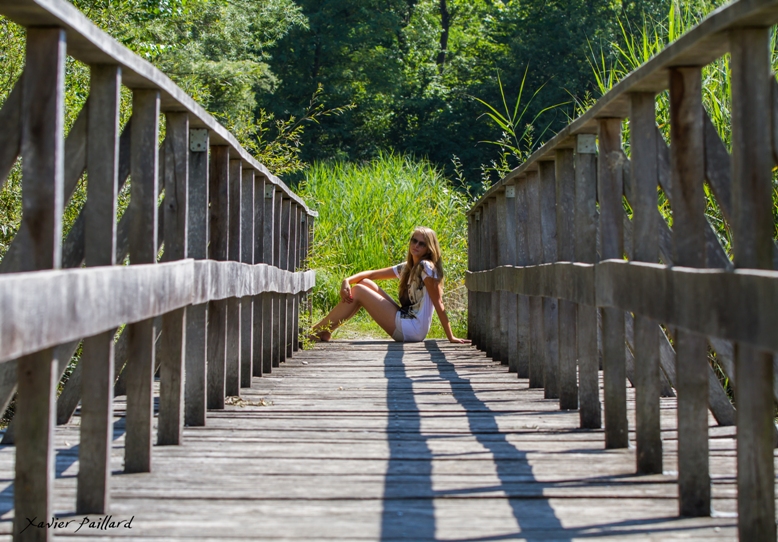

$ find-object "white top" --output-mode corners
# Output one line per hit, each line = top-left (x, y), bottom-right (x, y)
(392, 260), (439, 342)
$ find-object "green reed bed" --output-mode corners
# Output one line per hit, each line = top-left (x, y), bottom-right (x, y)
(296, 152), (470, 340)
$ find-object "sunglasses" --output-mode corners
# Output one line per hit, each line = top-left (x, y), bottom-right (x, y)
(410, 237), (427, 249)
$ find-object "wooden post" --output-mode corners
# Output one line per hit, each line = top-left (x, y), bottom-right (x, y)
(514, 178), (531, 379)
(597, 118), (628, 449)
(539, 160), (559, 399)
(286, 203), (298, 358)
(630, 92), (662, 474)
(488, 197), (503, 362)
(467, 214), (475, 342)
(272, 194), (283, 367)
(225, 159), (242, 396)
(240, 168), (254, 388)
(14, 27), (65, 541)
(262, 182), (276, 373)
(125, 89), (160, 473)
(482, 200), (493, 357)
(502, 184), (519, 372)
(669, 67), (710, 516)
(575, 133), (601, 429)
(468, 212), (483, 350)
(252, 174), (265, 377)
(158, 111), (189, 446)
(730, 27), (775, 540)
(77, 63), (121, 514)
(555, 148), (577, 410)
(293, 206), (302, 352)
(207, 145), (229, 409)
(185, 127), (209, 426)
(525, 170), (544, 389)
(495, 192), (511, 367)
(279, 198), (291, 362)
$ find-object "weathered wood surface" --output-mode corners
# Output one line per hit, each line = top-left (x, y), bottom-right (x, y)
(0, 261), (315, 363)
(0, 340), (747, 540)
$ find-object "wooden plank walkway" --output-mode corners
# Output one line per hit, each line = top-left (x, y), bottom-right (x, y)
(0, 340), (750, 540)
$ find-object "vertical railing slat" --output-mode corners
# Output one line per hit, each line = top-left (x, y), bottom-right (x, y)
(597, 117), (628, 449)
(730, 26), (776, 540)
(262, 182), (276, 373)
(14, 27), (66, 542)
(555, 148), (577, 410)
(669, 66), (710, 516)
(125, 88), (160, 473)
(629, 92), (663, 475)
(158, 111), (189, 446)
(241, 167), (255, 387)
(539, 161), (559, 399)
(207, 145), (229, 409)
(225, 159), (243, 396)
(525, 170), (544, 389)
(514, 177), (531, 379)
(77, 63), (121, 513)
(185, 128), (209, 427)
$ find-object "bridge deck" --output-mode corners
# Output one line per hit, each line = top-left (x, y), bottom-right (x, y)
(0, 341), (744, 540)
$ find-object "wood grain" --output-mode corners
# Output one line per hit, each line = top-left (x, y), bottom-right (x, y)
(730, 26), (776, 541)
(13, 27), (65, 541)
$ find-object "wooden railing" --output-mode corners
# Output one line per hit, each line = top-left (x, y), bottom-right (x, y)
(466, 0), (778, 540)
(0, 0), (316, 539)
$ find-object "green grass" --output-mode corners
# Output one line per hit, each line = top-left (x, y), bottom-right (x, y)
(296, 152), (470, 340)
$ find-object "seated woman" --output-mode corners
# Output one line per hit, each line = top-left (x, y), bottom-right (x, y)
(311, 226), (470, 344)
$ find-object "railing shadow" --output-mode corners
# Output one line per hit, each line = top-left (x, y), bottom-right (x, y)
(380, 343), (437, 539)
(0, 410), (130, 520)
(422, 341), (735, 540)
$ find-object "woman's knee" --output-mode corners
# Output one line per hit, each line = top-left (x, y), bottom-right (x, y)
(358, 279), (379, 292)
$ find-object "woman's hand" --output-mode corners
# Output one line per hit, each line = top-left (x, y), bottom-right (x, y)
(448, 336), (471, 344)
(340, 279), (353, 303)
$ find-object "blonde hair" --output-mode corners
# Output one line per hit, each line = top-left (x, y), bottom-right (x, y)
(398, 226), (445, 307)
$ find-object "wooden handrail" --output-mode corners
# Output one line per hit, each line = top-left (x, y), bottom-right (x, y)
(466, 0), (778, 540)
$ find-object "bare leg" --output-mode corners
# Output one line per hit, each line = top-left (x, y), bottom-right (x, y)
(358, 279), (397, 304)
(313, 284), (399, 340)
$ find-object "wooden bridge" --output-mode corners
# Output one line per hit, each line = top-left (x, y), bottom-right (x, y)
(0, 0), (776, 540)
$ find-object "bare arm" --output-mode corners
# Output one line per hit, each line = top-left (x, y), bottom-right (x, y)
(424, 276), (470, 344)
(340, 267), (397, 302)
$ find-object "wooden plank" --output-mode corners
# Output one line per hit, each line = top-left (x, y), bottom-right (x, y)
(158, 112), (188, 446)
(185, 127), (208, 427)
(502, 185), (519, 373)
(225, 159), (243, 397)
(669, 66), (710, 517)
(273, 195), (283, 367)
(488, 197), (503, 363)
(292, 205), (301, 353)
(597, 118), (627, 449)
(241, 168), (255, 387)
(513, 180), (530, 378)
(279, 198), (292, 363)
(574, 134), (601, 429)
(524, 171), (543, 389)
(629, 92), (662, 475)
(14, 27), (65, 541)
(555, 149), (576, 410)
(207, 145), (229, 409)
(730, 26), (776, 541)
(77, 63), (121, 514)
(125, 88), (160, 475)
(252, 175), (265, 377)
(494, 194), (509, 366)
(262, 182), (276, 374)
(286, 203), (298, 358)
(538, 162), (559, 399)
(0, 72), (21, 189)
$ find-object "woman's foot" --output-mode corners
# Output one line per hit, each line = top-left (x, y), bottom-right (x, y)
(308, 329), (331, 342)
